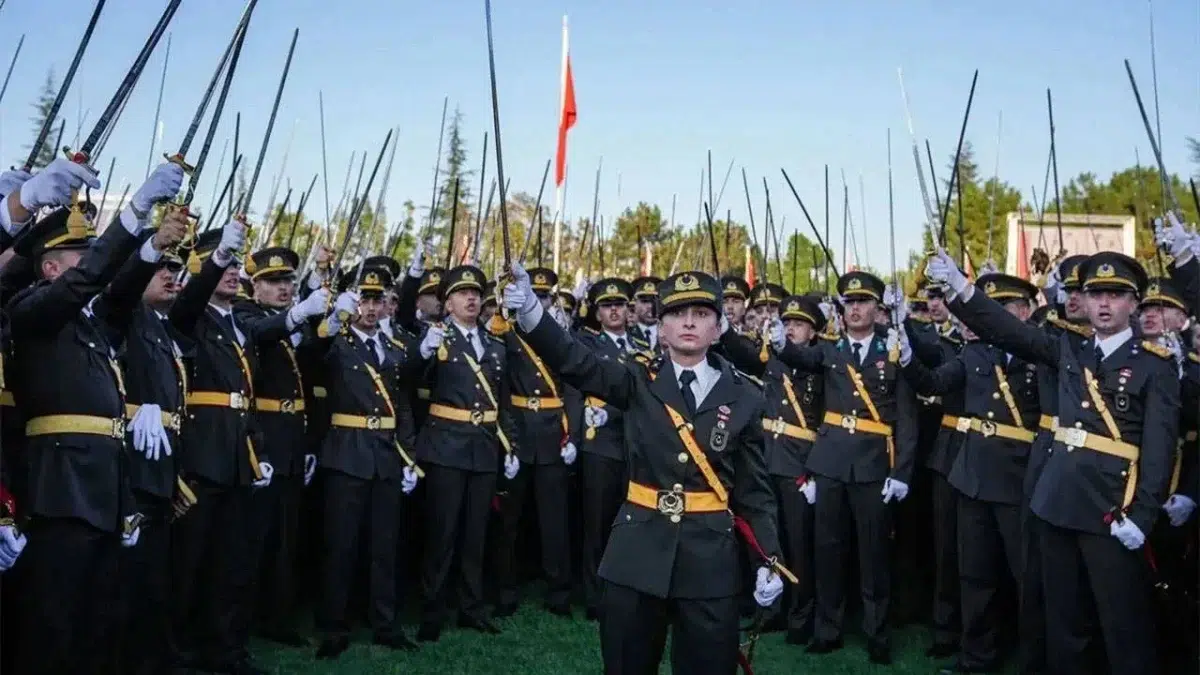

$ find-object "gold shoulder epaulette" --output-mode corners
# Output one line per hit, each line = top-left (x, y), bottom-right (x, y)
(818, 331), (838, 342)
(582, 326), (600, 335)
(940, 333), (962, 345)
(1189, 352), (1199, 364)
(1141, 340), (1172, 359)
(741, 372), (764, 388)
(1047, 315), (1093, 338)
(910, 315), (932, 324)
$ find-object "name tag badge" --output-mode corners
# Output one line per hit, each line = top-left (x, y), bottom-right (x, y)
(710, 427), (729, 452)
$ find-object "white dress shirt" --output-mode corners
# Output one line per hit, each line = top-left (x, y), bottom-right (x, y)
(208, 303), (245, 346)
(351, 325), (385, 363)
(639, 323), (658, 349)
(155, 309), (184, 357)
(452, 320), (485, 359)
(604, 330), (634, 353)
(672, 358), (721, 409)
(846, 333), (873, 365)
(1094, 326), (1133, 361)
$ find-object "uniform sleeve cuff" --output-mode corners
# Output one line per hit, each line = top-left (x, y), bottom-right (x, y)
(517, 302), (544, 332)
(138, 239), (163, 263)
(120, 205), (145, 236)
(0, 196), (29, 237)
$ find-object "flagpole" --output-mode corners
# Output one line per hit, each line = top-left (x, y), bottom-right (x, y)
(552, 14), (569, 275)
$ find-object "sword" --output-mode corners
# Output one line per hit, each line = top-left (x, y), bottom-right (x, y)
(237, 28), (299, 221)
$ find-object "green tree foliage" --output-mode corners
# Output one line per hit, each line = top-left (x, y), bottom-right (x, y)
(431, 107), (474, 251)
(27, 69), (59, 169)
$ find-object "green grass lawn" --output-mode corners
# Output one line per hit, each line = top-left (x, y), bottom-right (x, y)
(248, 605), (965, 674)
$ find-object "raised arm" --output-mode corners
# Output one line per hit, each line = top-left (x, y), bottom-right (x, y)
(901, 352), (967, 397)
(949, 290), (1058, 368)
(719, 329), (768, 377)
(518, 307), (637, 411)
(904, 318), (947, 367)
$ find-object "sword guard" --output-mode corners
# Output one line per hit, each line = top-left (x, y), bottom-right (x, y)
(163, 152), (196, 174)
(61, 146), (96, 174)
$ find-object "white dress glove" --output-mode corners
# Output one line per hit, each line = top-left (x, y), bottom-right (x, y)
(131, 162), (185, 215)
(584, 405), (608, 429)
(402, 465), (420, 494)
(130, 403), (172, 461)
(1164, 494), (1197, 527)
(408, 238), (426, 278)
(561, 442), (577, 465)
(573, 277), (589, 302)
(503, 262), (540, 316)
(303, 454), (317, 486)
(0, 525), (27, 571)
(0, 169), (32, 198)
(419, 325), (446, 360)
(334, 291), (359, 317)
(290, 287), (331, 325)
(799, 476), (816, 505)
(1156, 213), (1192, 259)
(121, 515), (142, 548)
(253, 461), (274, 488)
(753, 566), (784, 607)
(1109, 517), (1146, 550)
(503, 454), (520, 480)
(768, 317), (785, 351)
(1043, 258), (1063, 291)
(882, 284), (900, 308)
(889, 327), (913, 366)
(212, 219), (247, 267)
(924, 248), (968, 295)
(881, 477), (909, 503)
(18, 158), (100, 212)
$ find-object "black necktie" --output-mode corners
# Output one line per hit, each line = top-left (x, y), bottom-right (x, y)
(679, 369), (697, 418)
(365, 337), (382, 365)
(852, 342), (863, 365)
(1094, 345), (1104, 366)
(616, 337), (627, 352)
(466, 332), (478, 358)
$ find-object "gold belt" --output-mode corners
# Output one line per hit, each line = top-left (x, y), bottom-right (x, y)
(186, 391), (251, 410)
(1054, 428), (1138, 461)
(311, 386), (328, 399)
(626, 482), (726, 521)
(761, 417), (816, 442)
(1038, 414), (1058, 431)
(255, 398), (306, 414)
(823, 411), (892, 437)
(26, 414), (126, 439)
(510, 395), (563, 412)
(942, 414), (968, 432)
(329, 413), (396, 430)
(966, 417), (1035, 443)
(124, 404), (182, 431)
(429, 404), (497, 425)
(0, 390), (13, 407)
(416, 388), (431, 401)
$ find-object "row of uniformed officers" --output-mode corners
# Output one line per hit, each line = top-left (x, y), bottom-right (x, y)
(0, 157), (1196, 674)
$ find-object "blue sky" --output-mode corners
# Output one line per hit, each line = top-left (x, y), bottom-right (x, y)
(0, 0), (1196, 270)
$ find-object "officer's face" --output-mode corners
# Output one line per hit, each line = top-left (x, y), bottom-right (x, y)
(355, 295), (383, 329)
(723, 296), (746, 325)
(660, 304), (720, 357)
(744, 306), (763, 332)
(253, 276), (294, 310)
(875, 306), (891, 327)
(635, 298), (656, 323)
(39, 249), (84, 281)
(1064, 289), (1085, 320)
(446, 289), (481, 324)
(385, 290), (399, 318)
(1001, 298), (1032, 322)
(1139, 305), (1165, 338)
(214, 264), (241, 300)
(927, 295), (949, 322)
(910, 305), (929, 322)
(762, 302), (780, 320)
(416, 293), (443, 322)
(143, 266), (180, 306)
(538, 293), (552, 310)
(843, 298), (878, 333)
(784, 318), (814, 345)
(598, 300), (627, 332)
(1085, 290), (1136, 335)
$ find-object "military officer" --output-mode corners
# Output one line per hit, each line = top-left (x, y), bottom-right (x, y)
(235, 245), (330, 646)
(494, 266), (577, 617)
(749, 282), (786, 320)
(312, 266), (421, 658)
(5, 160), (183, 675)
(360, 254), (403, 340)
(629, 275), (661, 349)
(898, 273), (1042, 673)
(720, 275), (750, 330)
(770, 270), (919, 664)
(573, 278), (639, 620)
(720, 293), (827, 646)
(930, 249), (1180, 675)
(505, 265), (786, 674)
(413, 264), (519, 641)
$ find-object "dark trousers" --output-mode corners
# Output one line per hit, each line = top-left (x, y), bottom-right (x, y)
(931, 472), (961, 648)
(957, 496), (1020, 668)
(496, 459), (572, 608)
(1038, 517), (1157, 675)
(1018, 503), (1045, 674)
(318, 470), (402, 636)
(774, 475), (814, 636)
(581, 453), (626, 613)
(599, 581), (739, 675)
(812, 475), (891, 645)
(17, 517), (121, 675)
(172, 480), (253, 669)
(118, 494), (173, 675)
(421, 465), (496, 625)
(253, 473), (302, 631)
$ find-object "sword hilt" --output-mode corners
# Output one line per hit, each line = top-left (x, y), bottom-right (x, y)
(164, 152), (196, 174)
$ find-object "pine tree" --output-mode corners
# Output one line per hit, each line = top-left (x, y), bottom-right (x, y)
(434, 107), (474, 252)
(27, 69), (59, 168)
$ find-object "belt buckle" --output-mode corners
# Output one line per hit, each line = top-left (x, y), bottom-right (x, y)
(955, 417), (971, 433)
(656, 486), (685, 519)
(281, 399), (295, 414)
(528, 397), (541, 412)
(1062, 427), (1087, 448)
(366, 416), (382, 430)
(112, 418), (127, 439)
(470, 410), (484, 425)
(230, 392), (245, 410)
(167, 412), (182, 431)
(1051, 416), (1060, 432)
(840, 415), (858, 433)
(979, 420), (997, 438)
(770, 418), (786, 435)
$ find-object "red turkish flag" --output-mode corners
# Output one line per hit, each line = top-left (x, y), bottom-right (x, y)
(555, 56), (576, 187)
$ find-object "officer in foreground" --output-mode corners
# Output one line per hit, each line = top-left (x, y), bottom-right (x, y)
(503, 263), (786, 674)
